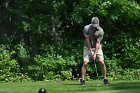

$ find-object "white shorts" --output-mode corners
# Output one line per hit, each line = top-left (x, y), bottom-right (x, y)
(83, 48), (104, 62)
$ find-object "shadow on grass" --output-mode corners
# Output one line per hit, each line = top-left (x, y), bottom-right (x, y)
(64, 83), (81, 85)
(61, 80), (140, 93)
(64, 83), (95, 88)
(110, 81), (140, 90)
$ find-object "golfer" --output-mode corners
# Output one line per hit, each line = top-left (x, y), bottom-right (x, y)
(80, 17), (109, 86)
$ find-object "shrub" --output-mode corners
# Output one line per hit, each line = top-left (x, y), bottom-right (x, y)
(0, 46), (31, 82)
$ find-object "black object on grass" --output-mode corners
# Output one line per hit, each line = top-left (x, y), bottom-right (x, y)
(38, 88), (47, 93)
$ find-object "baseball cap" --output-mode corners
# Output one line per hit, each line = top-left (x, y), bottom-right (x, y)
(91, 17), (99, 27)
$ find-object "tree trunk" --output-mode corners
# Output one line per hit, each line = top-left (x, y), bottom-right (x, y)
(51, 15), (60, 44)
(30, 34), (37, 59)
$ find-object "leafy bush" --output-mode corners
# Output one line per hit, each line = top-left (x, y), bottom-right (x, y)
(108, 68), (140, 80)
(1, 0), (140, 82)
(120, 38), (140, 69)
(23, 53), (76, 81)
(0, 45), (31, 82)
(106, 59), (140, 80)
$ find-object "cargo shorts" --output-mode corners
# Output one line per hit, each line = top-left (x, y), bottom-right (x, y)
(83, 47), (104, 62)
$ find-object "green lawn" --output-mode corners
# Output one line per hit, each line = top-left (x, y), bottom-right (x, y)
(0, 80), (140, 93)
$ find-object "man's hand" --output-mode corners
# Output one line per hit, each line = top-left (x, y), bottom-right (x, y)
(92, 54), (96, 61)
(90, 50), (96, 61)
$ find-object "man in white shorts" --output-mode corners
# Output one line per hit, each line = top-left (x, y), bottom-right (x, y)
(80, 17), (109, 86)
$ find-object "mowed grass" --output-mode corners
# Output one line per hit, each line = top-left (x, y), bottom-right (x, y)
(0, 80), (140, 93)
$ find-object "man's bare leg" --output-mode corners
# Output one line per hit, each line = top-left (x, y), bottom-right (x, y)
(81, 61), (89, 80)
(99, 60), (107, 79)
(80, 61), (89, 85)
(99, 60), (109, 84)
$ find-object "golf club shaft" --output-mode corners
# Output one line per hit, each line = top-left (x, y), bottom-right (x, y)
(93, 59), (100, 86)
(94, 60), (98, 77)
(90, 50), (100, 86)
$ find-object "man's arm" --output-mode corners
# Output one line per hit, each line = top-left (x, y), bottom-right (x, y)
(93, 29), (104, 60)
(84, 25), (92, 50)
(85, 35), (92, 50)
(92, 39), (100, 60)
(94, 39), (100, 55)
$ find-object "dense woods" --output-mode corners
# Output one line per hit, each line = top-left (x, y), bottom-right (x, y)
(0, 0), (140, 82)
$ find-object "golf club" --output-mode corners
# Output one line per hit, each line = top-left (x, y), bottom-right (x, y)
(93, 60), (100, 87)
(90, 50), (100, 87)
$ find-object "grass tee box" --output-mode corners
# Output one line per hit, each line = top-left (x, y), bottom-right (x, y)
(0, 80), (140, 93)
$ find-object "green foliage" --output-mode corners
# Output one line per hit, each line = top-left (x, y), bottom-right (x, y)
(15, 42), (30, 58)
(108, 68), (140, 80)
(0, 45), (31, 82)
(23, 53), (76, 80)
(104, 33), (140, 69)
(106, 59), (140, 80)
(0, 0), (140, 82)
(120, 38), (140, 69)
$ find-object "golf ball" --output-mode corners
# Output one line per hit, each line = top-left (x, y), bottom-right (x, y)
(97, 84), (100, 87)
(38, 88), (47, 93)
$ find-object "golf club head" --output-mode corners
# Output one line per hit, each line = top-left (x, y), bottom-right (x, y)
(38, 88), (47, 93)
(97, 83), (100, 87)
